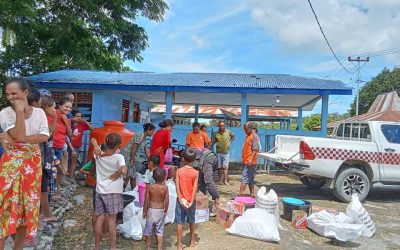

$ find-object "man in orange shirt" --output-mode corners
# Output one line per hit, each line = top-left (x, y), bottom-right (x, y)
(186, 122), (211, 148)
(239, 122), (259, 196)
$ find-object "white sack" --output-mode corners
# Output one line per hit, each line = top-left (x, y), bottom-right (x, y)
(117, 202), (145, 240)
(346, 193), (376, 238)
(307, 211), (365, 242)
(255, 186), (281, 228)
(226, 208), (280, 242)
(165, 179), (177, 224)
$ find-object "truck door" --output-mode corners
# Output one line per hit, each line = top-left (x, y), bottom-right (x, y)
(378, 124), (400, 181)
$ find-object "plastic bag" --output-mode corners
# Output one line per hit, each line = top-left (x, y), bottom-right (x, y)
(117, 202), (144, 240)
(307, 211), (365, 242)
(226, 208), (280, 242)
(255, 187), (281, 228)
(165, 179), (177, 224)
(346, 194), (376, 238)
(165, 148), (173, 163)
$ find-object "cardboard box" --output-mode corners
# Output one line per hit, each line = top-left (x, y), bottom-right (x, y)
(225, 200), (245, 215)
(196, 192), (209, 210)
(291, 210), (307, 229)
(311, 206), (339, 215)
(216, 207), (241, 228)
(195, 209), (209, 224)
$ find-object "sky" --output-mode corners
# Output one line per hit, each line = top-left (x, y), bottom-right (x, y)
(126, 0), (400, 116)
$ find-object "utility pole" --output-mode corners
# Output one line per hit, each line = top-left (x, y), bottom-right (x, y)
(348, 56), (369, 116)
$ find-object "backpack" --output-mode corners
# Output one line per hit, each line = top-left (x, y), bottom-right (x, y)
(192, 148), (217, 172)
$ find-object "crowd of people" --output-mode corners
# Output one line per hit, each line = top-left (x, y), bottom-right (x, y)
(0, 78), (261, 250)
(0, 78), (92, 249)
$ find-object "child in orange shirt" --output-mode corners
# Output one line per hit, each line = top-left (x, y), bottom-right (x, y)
(175, 148), (199, 250)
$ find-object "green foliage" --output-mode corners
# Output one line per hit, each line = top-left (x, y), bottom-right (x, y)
(0, 0), (168, 108)
(350, 67), (400, 116)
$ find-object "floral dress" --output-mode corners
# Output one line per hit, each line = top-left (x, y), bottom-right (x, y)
(0, 107), (49, 238)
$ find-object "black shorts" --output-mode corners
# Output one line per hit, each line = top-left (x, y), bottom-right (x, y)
(41, 170), (50, 192)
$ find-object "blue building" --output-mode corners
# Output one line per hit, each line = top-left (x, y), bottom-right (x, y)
(28, 69), (352, 163)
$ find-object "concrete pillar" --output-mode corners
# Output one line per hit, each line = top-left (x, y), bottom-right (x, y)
(194, 104), (199, 122)
(241, 94), (248, 126)
(165, 91), (173, 120)
(297, 107), (303, 130)
(321, 94), (329, 135)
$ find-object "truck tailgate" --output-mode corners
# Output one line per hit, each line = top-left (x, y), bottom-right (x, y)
(259, 135), (303, 163)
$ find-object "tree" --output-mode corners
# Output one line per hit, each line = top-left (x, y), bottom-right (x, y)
(0, 0), (168, 108)
(350, 67), (400, 116)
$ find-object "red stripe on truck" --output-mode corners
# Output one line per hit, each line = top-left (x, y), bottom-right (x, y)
(312, 147), (400, 165)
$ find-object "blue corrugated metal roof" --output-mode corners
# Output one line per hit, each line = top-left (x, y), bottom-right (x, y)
(28, 69), (351, 93)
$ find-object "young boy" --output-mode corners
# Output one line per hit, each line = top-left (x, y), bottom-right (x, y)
(143, 155), (161, 185)
(79, 141), (106, 232)
(93, 133), (127, 250)
(143, 168), (169, 250)
(175, 148), (199, 250)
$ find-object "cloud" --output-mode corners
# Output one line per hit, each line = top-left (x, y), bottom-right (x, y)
(191, 35), (208, 48)
(247, 0), (400, 57)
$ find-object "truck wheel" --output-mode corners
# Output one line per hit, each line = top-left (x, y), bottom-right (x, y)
(333, 168), (370, 203)
(299, 176), (326, 189)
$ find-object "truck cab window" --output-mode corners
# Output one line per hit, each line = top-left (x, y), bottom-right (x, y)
(336, 124), (344, 138)
(351, 123), (360, 140)
(343, 123), (351, 139)
(360, 124), (371, 141)
(381, 124), (400, 144)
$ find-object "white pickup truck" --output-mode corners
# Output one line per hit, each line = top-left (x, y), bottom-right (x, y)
(262, 121), (400, 202)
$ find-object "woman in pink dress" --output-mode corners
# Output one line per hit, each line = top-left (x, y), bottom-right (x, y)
(150, 119), (174, 168)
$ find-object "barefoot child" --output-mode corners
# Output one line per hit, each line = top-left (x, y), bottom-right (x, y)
(93, 133), (127, 250)
(175, 148), (199, 250)
(143, 168), (169, 250)
(79, 141), (106, 233)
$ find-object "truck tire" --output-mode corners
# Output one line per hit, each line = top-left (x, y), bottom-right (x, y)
(333, 167), (370, 203)
(299, 176), (326, 189)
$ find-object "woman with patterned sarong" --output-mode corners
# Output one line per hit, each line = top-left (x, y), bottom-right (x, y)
(0, 78), (49, 250)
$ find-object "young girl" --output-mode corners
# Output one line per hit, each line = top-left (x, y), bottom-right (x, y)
(93, 133), (127, 250)
(39, 95), (59, 223)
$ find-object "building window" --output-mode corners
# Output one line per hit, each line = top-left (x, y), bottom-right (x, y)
(122, 99), (130, 123)
(133, 103), (140, 123)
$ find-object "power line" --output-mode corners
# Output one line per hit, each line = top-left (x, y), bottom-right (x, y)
(307, 0), (352, 74)
(354, 47), (400, 58)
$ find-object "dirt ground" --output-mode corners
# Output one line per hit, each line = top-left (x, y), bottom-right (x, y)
(52, 173), (400, 250)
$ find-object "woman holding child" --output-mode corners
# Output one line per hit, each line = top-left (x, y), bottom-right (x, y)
(0, 78), (50, 250)
(120, 122), (155, 190)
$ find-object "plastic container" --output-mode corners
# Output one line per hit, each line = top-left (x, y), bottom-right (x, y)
(234, 196), (256, 209)
(282, 197), (311, 221)
(138, 182), (147, 205)
(85, 175), (96, 188)
(87, 121), (134, 161)
(164, 165), (172, 179)
(123, 194), (135, 208)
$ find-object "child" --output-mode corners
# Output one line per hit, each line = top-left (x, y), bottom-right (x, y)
(143, 155), (161, 185)
(79, 141), (106, 232)
(175, 148), (199, 250)
(143, 168), (169, 250)
(93, 133), (127, 250)
(70, 109), (93, 178)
